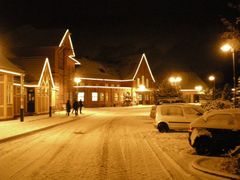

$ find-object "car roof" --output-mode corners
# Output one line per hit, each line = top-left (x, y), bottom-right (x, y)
(157, 103), (200, 107)
(203, 108), (240, 117)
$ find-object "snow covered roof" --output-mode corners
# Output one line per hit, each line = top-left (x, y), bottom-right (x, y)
(0, 53), (24, 75)
(11, 56), (49, 84)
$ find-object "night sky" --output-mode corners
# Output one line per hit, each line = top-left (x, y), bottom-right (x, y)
(0, 0), (239, 87)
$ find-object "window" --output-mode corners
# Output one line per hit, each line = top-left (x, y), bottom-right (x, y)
(78, 92), (85, 101)
(7, 84), (13, 104)
(142, 76), (145, 85)
(105, 92), (109, 101)
(137, 78), (140, 87)
(146, 78), (149, 88)
(161, 106), (183, 116)
(114, 93), (119, 102)
(92, 92), (98, 101)
(183, 107), (200, 115)
(207, 114), (235, 128)
(100, 92), (104, 101)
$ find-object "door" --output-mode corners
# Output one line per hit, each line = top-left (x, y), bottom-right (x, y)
(27, 88), (35, 113)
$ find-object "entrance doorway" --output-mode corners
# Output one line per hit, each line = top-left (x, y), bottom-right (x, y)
(27, 88), (35, 113)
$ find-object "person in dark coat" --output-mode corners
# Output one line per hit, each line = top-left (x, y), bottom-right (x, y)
(73, 100), (79, 116)
(79, 99), (84, 114)
(66, 100), (71, 116)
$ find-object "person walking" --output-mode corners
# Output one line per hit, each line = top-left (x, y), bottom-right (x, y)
(73, 99), (79, 116)
(79, 99), (84, 114)
(66, 100), (71, 116)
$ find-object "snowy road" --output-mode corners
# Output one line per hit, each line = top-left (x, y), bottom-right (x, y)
(0, 106), (227, 179)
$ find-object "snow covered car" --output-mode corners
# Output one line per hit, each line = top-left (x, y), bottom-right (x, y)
(154, 104), (203, 132)
(150, 105), (157, 119)
(189, 109), (240, 155)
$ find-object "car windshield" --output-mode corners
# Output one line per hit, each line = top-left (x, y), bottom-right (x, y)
(161, 106), (183, 116)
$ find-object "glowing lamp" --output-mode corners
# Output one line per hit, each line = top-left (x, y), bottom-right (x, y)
(74, 77), (81, 84)
(208, 75), (215, 81)
(221, 44), (232, 52)
(195, 85), (203, 91)
(139, 84), (146, 91)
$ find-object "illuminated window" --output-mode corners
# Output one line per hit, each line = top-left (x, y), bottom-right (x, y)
(105, 92), (109, 101)
(114, 93), (119, 101)
(78, 92), (85, 101)
(142, 76), (145, 85)
(92, 92), (98, 101)
(100, 92), (104, 101)
(137, 78), (140, 87)
(146, 78), (149, 88)
(7, 84), (13, 104)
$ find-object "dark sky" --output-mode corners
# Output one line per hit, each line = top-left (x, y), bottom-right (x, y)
(0, 0), (239, 87)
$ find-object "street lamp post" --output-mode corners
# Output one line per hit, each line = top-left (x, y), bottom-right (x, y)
(169, 76), (182, 87)
(208, 75), (215, 100)
(221, 44), (237, 107)
(74, 77), (81, 100)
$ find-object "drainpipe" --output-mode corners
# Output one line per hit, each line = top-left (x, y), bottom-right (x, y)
(20, 74), (24, 122)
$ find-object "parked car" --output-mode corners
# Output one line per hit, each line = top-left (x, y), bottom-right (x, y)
(155, 104), (203, 132)
(150, 105), (157, 119)
(189, 109), (240, 155)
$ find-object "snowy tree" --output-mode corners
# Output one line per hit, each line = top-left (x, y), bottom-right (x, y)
(153, 79), (182, 104)
(221, 83), (233, 100)
(123, 92), (132, 106)
(202, 99), (233, 112)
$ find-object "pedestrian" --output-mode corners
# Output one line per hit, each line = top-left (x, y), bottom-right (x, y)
(66, 100), (71, 116)
(79, 99), (84, 114)
(73, 99), (79, 116)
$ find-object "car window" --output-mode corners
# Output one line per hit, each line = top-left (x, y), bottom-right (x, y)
(183, 107), (200, 115)
(207, 114), (235, 128)
(161, 106), (183, 116)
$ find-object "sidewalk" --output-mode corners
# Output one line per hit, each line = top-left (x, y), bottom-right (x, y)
(0, 110), (92, 143)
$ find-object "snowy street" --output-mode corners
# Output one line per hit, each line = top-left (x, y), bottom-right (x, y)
(0, 106), (229, 179)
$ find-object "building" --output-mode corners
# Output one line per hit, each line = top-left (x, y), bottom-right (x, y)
(75, 53), (156, 107)
(3, 26), (80, 111)
(0, 53), (24, 120)
(12, 57), (55, 116)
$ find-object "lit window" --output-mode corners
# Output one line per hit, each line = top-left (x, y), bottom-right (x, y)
(7, 84), (13, 104)
(146, 78), (149, 88)
(114, 93), (119, 101)
(78, 92), (85, 101)
(92, 92), (98, 101)
(100, 92), (104, 101)
(142, 76), (145, 85)
(137, 78), (140, 87)
(105, 92), (109, 101)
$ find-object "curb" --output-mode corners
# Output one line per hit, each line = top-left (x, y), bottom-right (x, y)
(192, 157), (240, 179)
(0, 114), (92, 144)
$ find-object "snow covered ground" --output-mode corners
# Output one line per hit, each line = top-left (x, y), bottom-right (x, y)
(0, 106), (238, 179)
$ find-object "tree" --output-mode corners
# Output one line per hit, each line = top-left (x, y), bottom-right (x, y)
(153, 79), (182, 104)
(221, 83), (232, 100)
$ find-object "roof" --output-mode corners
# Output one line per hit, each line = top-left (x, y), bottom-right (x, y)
(76, 58), (120, 79)
(110, 54), (143, 79)
(0, 53), (24, 74)
(10, 56), (47, 84)
(3, 25), (66, 48)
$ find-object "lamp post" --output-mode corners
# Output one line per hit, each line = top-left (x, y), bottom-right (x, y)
(169, 76), (182, 87)
(208, 75), (215, 100)
(221, 44), (237, 107)
(74, 77), (81, 100)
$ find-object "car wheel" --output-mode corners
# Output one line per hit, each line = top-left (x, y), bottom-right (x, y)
(194, 136), (212, 155)
(158, 123), (169, 133)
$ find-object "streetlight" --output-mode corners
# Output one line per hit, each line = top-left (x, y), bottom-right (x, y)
(74, 77), (81, 100)
(208, 75), (215, 100)
(221, 43), (237, 107)
(169, 76), (182, 86)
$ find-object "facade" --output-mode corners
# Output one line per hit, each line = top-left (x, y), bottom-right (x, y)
(0, 54), (24, 120)
(13, 57), (55, 115)
(74, 53), (156, 107)
(3, 26), (80, 111)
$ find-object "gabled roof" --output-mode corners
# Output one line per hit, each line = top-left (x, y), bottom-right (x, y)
(76, 53), (155, 81)
(11, 57), (55, 87)
(109, 53), (155, 81)
(0, 53), (24, 75)
(76, 58), (120, 79)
